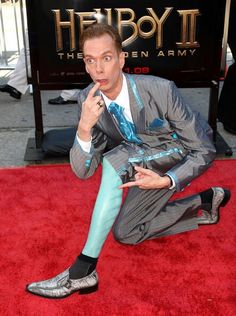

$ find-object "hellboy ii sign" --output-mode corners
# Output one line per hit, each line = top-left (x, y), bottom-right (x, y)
(25, 0), (226, 86)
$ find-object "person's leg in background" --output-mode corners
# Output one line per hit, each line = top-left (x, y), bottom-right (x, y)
(218, 63), (236, 134)
(217, 0), (236, 134)
(0, 47), (30, 99)
(0, 37), (79, 104)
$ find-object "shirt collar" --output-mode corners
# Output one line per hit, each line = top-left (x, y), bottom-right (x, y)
(101, 74), (129, 109)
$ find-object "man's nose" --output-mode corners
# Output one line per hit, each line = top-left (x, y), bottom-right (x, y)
(95, 60), (104, 73)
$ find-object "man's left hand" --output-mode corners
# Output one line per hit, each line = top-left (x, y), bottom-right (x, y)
(119, 166), (171, 190)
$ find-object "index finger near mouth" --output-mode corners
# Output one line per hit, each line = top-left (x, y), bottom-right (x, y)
(88, 82), (100, 98)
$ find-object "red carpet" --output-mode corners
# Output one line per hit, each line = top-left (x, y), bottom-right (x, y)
(0, 160), (235, 316)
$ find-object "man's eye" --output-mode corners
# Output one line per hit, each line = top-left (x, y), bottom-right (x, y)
(104, 56), (111, 62)
(86, 59), (94, 64)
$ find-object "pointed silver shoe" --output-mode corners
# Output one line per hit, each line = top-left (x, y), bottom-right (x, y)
(26, 268), (98, 298)
(198, 187), (231, 225)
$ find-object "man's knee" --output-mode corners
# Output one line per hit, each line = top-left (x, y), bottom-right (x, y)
(112, 224), (127, 243)
(112, 223), (139, 245)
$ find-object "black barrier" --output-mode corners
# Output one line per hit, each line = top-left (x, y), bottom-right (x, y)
(22, 0), (232, 160)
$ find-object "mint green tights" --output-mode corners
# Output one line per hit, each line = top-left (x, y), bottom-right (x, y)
(82, 158), (123, 258)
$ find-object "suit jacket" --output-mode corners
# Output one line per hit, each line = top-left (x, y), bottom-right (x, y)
(70, 74), (216, 192)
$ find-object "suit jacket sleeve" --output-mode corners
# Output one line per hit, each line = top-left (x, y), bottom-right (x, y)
(165, 81), (216, 191)
(70, 87), (107, 179)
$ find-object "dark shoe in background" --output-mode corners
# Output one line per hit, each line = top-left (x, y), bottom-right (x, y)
(48, 96), (77, 105)
(0, 84), (21, 99)
(223, 124), (236, 135)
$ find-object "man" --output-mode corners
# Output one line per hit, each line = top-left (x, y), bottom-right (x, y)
(26, 23), (230, 298)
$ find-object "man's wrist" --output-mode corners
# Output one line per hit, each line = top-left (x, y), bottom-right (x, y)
(165, 174), (175, 189)
(162, 175), (172, 189)
(77, 123), (92, 142)
(76, 134), (92, 153)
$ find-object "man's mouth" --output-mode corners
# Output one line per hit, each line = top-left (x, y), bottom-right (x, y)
(96, 79), (107, 86)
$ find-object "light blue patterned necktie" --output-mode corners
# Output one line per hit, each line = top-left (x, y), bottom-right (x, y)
(108, 102), (142, 144)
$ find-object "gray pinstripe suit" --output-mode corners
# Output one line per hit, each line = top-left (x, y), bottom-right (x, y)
(70, 74), (216, 244)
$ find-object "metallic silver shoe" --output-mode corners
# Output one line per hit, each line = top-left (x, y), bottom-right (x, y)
(26, 269), (98, 298)
(198, 187), (231, 225)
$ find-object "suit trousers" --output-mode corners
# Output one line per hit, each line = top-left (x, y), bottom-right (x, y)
(113, 186), (201, 245)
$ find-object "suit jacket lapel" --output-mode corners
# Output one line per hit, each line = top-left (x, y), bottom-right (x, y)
(96, 74), (146, 138)
(97, 95), (125, 140)
(126, 74), (146, 134)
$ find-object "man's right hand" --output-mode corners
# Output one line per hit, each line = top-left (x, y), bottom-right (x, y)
(119, 166), (172, 190)
(77, 82), (105, 141)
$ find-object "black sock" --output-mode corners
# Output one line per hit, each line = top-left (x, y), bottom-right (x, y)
(199, 188), (213, 211)
(69, 253), (98, 279)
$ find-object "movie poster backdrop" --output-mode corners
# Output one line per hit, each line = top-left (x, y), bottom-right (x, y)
(25, 0), (225, 87)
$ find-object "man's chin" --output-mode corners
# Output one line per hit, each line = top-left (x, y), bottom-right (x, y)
(99, 85), (109, 93)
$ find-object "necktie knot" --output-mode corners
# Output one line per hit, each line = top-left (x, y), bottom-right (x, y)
(108, 102), (124, 115)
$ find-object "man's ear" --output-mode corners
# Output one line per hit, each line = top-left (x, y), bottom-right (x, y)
(119, 52), (125, 69)
(84, 59), (89, 74)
